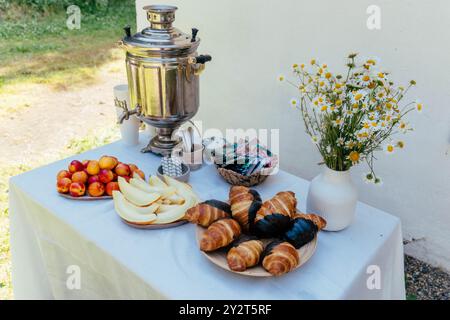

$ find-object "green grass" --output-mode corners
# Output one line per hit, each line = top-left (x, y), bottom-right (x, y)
(0, 0), (135, 92)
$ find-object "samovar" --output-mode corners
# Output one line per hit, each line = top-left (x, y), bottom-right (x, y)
(118, 5), (211, 155)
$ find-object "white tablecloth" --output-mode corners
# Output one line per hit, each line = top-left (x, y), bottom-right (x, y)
(9, 135), (406, 300)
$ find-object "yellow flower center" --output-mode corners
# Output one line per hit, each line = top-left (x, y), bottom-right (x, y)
(336, 100), (342, 106)
(311, 59), (316, 65)
(293, 64), (298, 69)
(378, 73), (385, 79)
(363, 75), (370, 82)
(387, 145), (394, 153)
(397, 141), (405, 149)
(321, 105), (328, 112)
(354, 94), (363, 101)
(417, 104), (423, 111)
(349, 151), (360, 162)
(325, 72), (332, 79)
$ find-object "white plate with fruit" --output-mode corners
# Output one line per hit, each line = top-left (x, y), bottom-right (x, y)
(56, 155), (146, 201)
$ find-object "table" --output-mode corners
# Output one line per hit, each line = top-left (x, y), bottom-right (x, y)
(9, 134), (406, 300)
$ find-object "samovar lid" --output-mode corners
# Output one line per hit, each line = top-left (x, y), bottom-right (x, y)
(121, 5), (199, 56)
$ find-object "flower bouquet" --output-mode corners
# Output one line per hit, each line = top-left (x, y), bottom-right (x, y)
(280, 53), (422, 230)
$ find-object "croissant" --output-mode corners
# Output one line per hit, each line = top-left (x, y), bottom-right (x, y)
(251, 191), (297, 238)
(185, 200), (231, 227)
(293, 213), (327, 230)
(255, 191), (297, 221)
(229, 186), (261, 232)
(200, 218), (242, 252)
(262, 241), (300, 276)
(227, 237), (264, 272)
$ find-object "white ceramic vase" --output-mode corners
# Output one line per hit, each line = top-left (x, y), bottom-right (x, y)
(306, 166), (358, 231)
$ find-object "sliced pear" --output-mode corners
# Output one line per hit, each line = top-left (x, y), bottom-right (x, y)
(118, 177), (161, 207)
(113, 191), (157, 225)
(149, 176), (168, 188)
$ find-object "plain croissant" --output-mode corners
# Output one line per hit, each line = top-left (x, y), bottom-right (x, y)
(227, 238), (264, 272)
(229, 186), (261, 231)
(185, 200), (231, 227)
(200, 218), (241, 252)
(262, 241), (300, 276)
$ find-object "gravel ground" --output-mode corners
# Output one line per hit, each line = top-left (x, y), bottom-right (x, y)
(405, 255), (450, 300)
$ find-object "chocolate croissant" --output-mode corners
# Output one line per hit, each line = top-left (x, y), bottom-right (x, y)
(293, 213), (327, 231)
(255, 191), (297, 221)
(283, 217), (321, 249)
(229, 186), (261, 232)
(185, 200), (231, 227)
(252, 191), (297, 238)
(262, 241), (300, 276)
(227, 237), (264, 272)
(200, 218), (242, 252)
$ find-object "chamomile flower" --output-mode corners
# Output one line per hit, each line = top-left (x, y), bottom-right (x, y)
(320, 104), (329, 113)
(334, 82), (345, 92)
(368, 112), (377, 121)
(356, 130), (370, 141)
(398, 121), (410, 133)
(347, 151), (361, 164)
(362, 120), (371, 130)
(384, 143), (395, 155)
(345, 109), (354, 117)
(311, 136), (320, 145)
(374, 177), (383, 186)
(360, 73), (372, 85)
(334, 118), (343, 127)
(376, 90), (386, 100)
(366, 57), (379, 66)
(415, 101), (424, 113)
(361, 103), (369, 112)
(345, 140), (357, 149)
(377, 72), (386, 80)
(351, 90), (367, 103)
(364, 172), (375, 184)
(336, 137), (345, 146)
(290, 98), (299, 107)
(370, 121), (379, 130)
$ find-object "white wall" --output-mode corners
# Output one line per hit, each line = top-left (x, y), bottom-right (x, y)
(135, 0), (450, 270)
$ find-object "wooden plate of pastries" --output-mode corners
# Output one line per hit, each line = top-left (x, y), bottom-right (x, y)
(185, 186), (327, 277)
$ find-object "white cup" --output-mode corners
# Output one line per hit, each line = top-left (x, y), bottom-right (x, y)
(114, 85), (140, 146)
